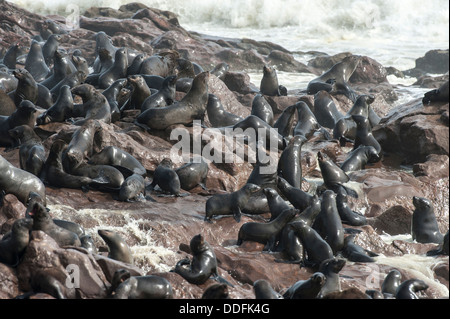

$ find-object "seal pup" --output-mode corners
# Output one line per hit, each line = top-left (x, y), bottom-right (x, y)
(253, 280), (283, 299)
(140, 75), (177, 112)
(422, 80), (449, 104)
(98, 229), (133, 264)
(175, 158), (209, 191)
(307, 55), (361, 96)
(36, 85), (74, 125)
(98, 47), (128, 90)
(206, 94), (242, 127)
(0, 218), (33, 267)
(260, 65), (285, 96)
(273, 103), (298, 139)
(205, 183), (261, 222)
(313, 90), (344, 130)
(395, 279), (428, 299)
(335, 186), (367, 226)
(317, 258), (346, 298)
(251, 94), (274, 126)
(149, 158), (181, 196)
(412, 196), (444, 244)
(277, 176), (314, 212)
(101, 78), (128, 122)
(342, 235), (377, 262)
(289, 221), (334, 267)
(24, 39), (50, 82)
(29, 202), (81, 247)
(312, 190), (344, 254)
(71, 84), (111, 125)
(120, 74), (152, 111)
(277, 135), (307, 189)
(0, 154), (46, 206)
(340, 145), (380, 172)
(352, 115), (382, 154)
(381, 269), (402, 296)
(293, 101), (330, 140)
(110, 269), (173, 299)
(282, 272), (327, 299)
(8, 125), (45, 177)
(136, 72), (209, 130)
(88, 145), (146, 177)
(236, 208), (298, 251)
(174, 234), (227, 285)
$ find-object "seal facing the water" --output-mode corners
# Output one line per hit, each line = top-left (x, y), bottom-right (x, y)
(411, 196), (444, 244)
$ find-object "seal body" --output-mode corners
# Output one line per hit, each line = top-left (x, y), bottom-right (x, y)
(121, 74), (151, 111)
(141, 75), (177, 112)
(174, 234), (219, 285)
(263, 188), (291, 221)
(119, 174), (146, 202)
(317, 151), (349, 189)
(293, 101), (324, 139)
(37, 85), (74, 125)
(25, 40), (50, 82)
(88, 146), (146, 177)
(352, 115), (382, 154)
(175, 158), (209, 191)
(260, 65), (280, 96)
(313, 90), (343, 129)
(0, 218), (33, 266)
(150, 158), (181, 195)
(98, 229), (133, 264)
(335, 186), (367, 226)
(98, 47), (128, 89)
(71, 84), (111, 125)
(422, 80), (449, 104)
(317, 258), (346, 298)
(412, 196), (443, 244)
(277, 177), (313, 212)
(283, 272), (327, 299)
(205, 183), (261, 222)
(277, 135), (307, 189)
(111, 269), (173, 299)
(251, 94), (274, 126)
(342, 235), (376, 262)
(206, 94), (242, 127)
(253, 280), (283, 299)
(273, 103), (297, 138)
(381, 269), (402, 296)
(137, 72), (209, 130)
(340, 145), (380, 172)
(395, 279), (429, 299)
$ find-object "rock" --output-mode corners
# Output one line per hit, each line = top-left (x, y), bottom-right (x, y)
(413, 154), (449, 180)
(307, 52), (353, 72)
(0, 263), (19, 299)
(404, 49), (449, 77)
(350, 56), (389, 84)
(368, 205), (412, 236)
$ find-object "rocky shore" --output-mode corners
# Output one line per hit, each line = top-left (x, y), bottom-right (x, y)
(0, 0), (449, 299)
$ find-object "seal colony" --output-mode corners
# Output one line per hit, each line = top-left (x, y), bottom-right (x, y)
(0, 1), (448, 300)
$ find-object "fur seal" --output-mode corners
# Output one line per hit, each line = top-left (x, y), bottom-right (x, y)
(381, 269), (402, 296)
(1, 43), (20, 69)
(0, 89), (16, 116)
(36, 85), (74, 125)
(121, 74), (152, 111)
(0, 218), (33, 267)
(98, 47), (128, 90)
(317, 151), (350, 190)
(293, 101), (329, 140)
(118, 173), (146, 202)
(110, 269), (173, 299)
(202, 283), (230, 299)
(88, 146), (146, 177)
(335, 186), (367, 226)
(139, 51), (179, 77)
(290, 194), (322, 226)
(273, 103), (298, 139)
(283, 272), (327, 299)
(260, 65), (284, 96)
(237, 208), (298, 250)
(175, 158), (209, 191)
(277, 177), (313, 212)
(42, 34), (62, 66)
(313, 90), (343, 129)
(50, 70), (86, 100)
(71, 84), (111, 125)
(92, 32), (117, 73)
(9, 68), (38, 106)
(253, 279), (283, 299)
(289, 221), (334, 267)
(277, 135), (307, 189)
(102, 78), (128, 122)
(427, 230), (449, 256)
(149, 158), (181, 196)
(317, 257), (346, 298)
(340, 145), (380, 172)
(251, 94), (274, 126)
(29, 202), (81, 247)
(263, 188), (291, 221)
(24, 40), (50, 82)
(411, 196), (444, 244)
(205, 183), (261, 222)
(71, 55), (89, 76)
(136, 72), (209, 130)
(0, 154), (46, 206)
(352, 115), (382, 154)
(395, 279), (428, 299)
(423, 80), (449, 104)
(98, 229), (133, 264)
(140, 75), (177, 112)
(210, 62), (230, 80)
(8, 125), (45, 177)
(206, 94), (242, 127)
(174, 234), (223, 285)
(127, 53), (146, 76)
(80, 235), (98, 254)
(307, 55), (361, 96)
(0, 100), (38, 147)
(40, 49), (72, 90)
(342, 234), (377, 262)
(312, 190), (344, 254)
(41, 139), (97, 190)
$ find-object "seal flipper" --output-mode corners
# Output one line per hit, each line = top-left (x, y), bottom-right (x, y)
(211, 273), (234, 288)
(232, 207), (242, 223)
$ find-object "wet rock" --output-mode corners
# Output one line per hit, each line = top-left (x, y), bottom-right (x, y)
(368, 205), (412, 236)
(307, 52), (353, 72)
(413, 154), (449, 180)
(404, 49), (449, 77)
(350, 56), (389, 84)
(0, 263), (19, 299)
